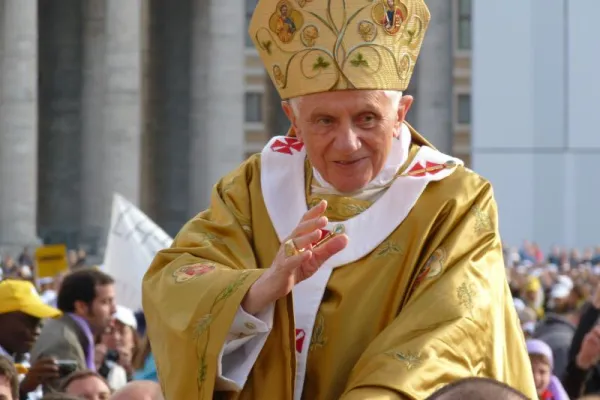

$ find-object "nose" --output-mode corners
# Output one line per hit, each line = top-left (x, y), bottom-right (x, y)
(332, 123), (361, 154)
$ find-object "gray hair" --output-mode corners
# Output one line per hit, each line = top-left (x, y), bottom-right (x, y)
(287, 90), (403, 116)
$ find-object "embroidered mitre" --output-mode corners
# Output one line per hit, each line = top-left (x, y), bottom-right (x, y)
(249, 0), (430, 99)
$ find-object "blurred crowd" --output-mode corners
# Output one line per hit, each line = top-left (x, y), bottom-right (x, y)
(3, 241), (600, 399)
(0, 249), (159, 400)
(509, 241), (600, 399)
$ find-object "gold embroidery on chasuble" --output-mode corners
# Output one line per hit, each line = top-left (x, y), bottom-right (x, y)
(457, 281), (476, 317)
(375, 240), (403, 258)
(471, 205), (492, 235)
(309, 313), (327, 352)
(196, 271), (252, 388)
(386, 350), (423, 370)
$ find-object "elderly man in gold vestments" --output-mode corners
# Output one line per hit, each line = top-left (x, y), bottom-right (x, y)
(142, 1), (537, 399)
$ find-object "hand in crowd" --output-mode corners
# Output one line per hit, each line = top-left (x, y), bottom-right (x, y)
(242, 200), (348, 315)
(118, 347), (133, 374)
(576, 326), (600, 369)
(20, 357), (59, 395)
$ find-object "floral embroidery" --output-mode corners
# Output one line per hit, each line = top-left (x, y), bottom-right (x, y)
(309, 313), (327, 351)
(173, 263), (216, 284)
(197, 271), (251, 392)
(197, 232), (223, 246)
(471, 205), (492, 235)
(194, 314), (213, 338)
(414, 248), (446, 286)
(376, 240), (403, 258)
(387, 350), (423, 370)
(457, 281), (476, 316)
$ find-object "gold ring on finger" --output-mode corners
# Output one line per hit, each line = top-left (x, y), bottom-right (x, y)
(284, 239), (300, 258)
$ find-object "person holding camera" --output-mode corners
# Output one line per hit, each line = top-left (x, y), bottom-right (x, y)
(0, 280), (62, 399)
(30, 269), (116, 394)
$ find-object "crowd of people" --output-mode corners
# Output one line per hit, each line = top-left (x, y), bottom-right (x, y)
(508, 242), (600, 399)
(0, 249), (159, 400)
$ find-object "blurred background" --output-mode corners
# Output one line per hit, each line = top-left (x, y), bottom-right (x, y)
(0, 0), (598, 263)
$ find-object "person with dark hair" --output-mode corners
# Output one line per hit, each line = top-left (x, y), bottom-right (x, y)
(30, 269), (116, 393)
(425, 377), (530, 400)
(0, 355), (19, 400)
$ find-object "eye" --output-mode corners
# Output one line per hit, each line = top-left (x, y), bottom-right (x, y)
(316, 117), (333, 126)
(357, 113), (378, 126)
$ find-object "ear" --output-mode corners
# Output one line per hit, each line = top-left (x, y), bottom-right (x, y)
(281, 101), (303, 141)
(397, 95), (413, 124)
(73, 300), (90, 316)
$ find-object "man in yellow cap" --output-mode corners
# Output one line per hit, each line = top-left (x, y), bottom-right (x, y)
(143, 1), (537, 398)
(0, 279), (62, 398)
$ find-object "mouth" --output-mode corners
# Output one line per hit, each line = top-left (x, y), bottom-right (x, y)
(334, 157), (366, 166)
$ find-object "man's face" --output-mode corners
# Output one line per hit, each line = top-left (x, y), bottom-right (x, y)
(78, 284), (117, 335)
(387, 0), (394, 8)
(0, 375), (14, 400)
(284, 90), (412, 193)
(0, 312), (41, 354)
(65, 376), (111, 400)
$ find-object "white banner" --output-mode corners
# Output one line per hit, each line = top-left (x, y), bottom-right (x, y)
(103, 193), (173, 311)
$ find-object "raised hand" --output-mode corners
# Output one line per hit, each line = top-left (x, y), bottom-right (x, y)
(242, 200), (348, 315)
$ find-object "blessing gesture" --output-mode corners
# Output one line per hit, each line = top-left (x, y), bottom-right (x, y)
(242, 200), (348, 315)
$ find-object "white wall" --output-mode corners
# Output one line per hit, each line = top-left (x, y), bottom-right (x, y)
(472, 0), (600, 249)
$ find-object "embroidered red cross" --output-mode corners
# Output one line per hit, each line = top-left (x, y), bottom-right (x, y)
(407, 161), (445, 177)
(270, 137), (304, 155)
(295, 328), (306, 353)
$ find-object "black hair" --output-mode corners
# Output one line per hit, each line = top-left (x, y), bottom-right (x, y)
(57, 268), (114, 313)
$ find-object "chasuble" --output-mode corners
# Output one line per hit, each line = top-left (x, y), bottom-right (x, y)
(142, 126), (536, 400)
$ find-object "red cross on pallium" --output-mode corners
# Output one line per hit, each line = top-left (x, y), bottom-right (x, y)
(408, 161), (444, 177)
(270, 137), (304, 155)
(295, 328), (306, 353)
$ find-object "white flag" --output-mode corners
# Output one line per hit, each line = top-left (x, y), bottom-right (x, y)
(103, 193), (173, 311)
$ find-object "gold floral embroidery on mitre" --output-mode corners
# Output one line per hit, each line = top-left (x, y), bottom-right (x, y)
(249, 0), (431, 99)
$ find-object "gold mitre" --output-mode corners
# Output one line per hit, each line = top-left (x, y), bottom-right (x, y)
(249, 0), (430, 100)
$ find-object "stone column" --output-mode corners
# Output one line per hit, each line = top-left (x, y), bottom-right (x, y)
(81, 0), (144, 253)
(80, 0), (107, 253)
(144, 0), (193, 236)
(189, 0), (246, 212)
(415, 0), (453, 154)
(103, 0), (143, 205)
(37, 0), (83, 248)
(0, 0), (39, 253)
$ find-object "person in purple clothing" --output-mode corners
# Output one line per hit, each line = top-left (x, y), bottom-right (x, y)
(30, 269), (116, 393)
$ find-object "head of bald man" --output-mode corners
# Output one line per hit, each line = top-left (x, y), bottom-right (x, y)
(110, 381), (164, 400)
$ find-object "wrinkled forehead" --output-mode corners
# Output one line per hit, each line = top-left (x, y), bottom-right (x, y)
(290, 90), (400, 115)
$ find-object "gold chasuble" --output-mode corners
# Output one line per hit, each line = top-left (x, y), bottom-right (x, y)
(143, 125), (537, 400)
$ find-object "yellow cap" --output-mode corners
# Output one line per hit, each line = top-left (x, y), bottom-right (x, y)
(0, 280), (62, 319)
(249, 0), (430, 99)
